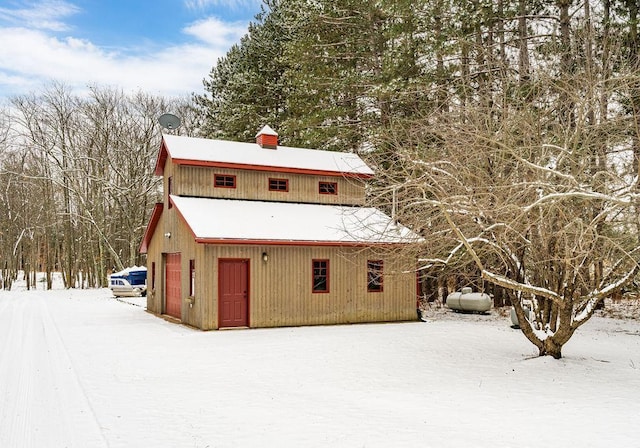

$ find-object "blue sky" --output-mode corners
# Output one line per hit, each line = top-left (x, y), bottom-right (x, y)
(0, 0), (262, 101)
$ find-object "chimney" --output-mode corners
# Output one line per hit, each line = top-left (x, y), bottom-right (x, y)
(256, 125), (278, 149)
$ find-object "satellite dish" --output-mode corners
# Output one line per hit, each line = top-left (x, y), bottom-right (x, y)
(158, 113), (181, 130)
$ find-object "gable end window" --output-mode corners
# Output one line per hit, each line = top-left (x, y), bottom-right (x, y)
(367, 260), (383, 292)
(269, 178), (289, 192)
(214, 174), (236, 188)
(312, 259), (329, 293)
(319, 181), (338, 195)
(167, 176), (173, 209)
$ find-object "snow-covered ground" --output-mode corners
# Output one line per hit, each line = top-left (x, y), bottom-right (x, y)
(1, 280), (639, 447)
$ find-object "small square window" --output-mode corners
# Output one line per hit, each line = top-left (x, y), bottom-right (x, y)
(319, 182), (338, 195)
(367, 260), (383, 292)
(214, 174), (236, 188)
(269, 178), (289, 192)
(312, 259), (329, 293)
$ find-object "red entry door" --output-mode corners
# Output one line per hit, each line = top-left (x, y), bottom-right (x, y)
(165, 253), (182, 319)
(219, 260), (249, 328)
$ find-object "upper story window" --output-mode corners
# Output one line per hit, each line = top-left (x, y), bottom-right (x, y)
(269, 178), (289, 192)
(214, 174), (236, 188)
(367, 260), (383, 292)
(167, 176), (173, 209)
(312, 259), (329, 293)
(319, 181), (338, 195)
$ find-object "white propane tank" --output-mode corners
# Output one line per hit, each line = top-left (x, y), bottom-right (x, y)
(446, 287), (492, 313)
(510, 300), (534, 328)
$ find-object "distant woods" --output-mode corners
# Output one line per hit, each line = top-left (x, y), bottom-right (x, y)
(0, 84), (198, 289)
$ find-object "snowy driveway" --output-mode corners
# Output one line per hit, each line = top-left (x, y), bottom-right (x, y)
(1, 288), (640, 448)
(0, 292), (107, 447)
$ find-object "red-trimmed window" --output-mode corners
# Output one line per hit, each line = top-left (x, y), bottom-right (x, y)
(367, 260), (383, 292)
(312, 259), (329, 293)
(167, 176), (173, 209)
(189, 259), (195, 296)
(319, 181), (338, 195)
(214, 174), (236, 188)
(269, 178), (289, 192)
(151, 262), (156, 290)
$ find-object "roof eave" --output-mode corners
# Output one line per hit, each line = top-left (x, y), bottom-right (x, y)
(193, 237), (411, 247)
(154, 137), (169, 176)
(171, 159), (374, 179)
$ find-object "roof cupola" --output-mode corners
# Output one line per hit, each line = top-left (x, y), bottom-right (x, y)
(256, 125), (278, 149)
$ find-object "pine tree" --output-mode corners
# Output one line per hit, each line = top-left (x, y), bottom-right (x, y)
(196, 0), (297, 142)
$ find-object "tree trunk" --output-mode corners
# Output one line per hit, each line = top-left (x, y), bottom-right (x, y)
(518, 0), (530, 84)
(540, 338), (564, 359)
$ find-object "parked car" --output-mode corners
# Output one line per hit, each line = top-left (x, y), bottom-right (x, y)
(109, 266), (147, 297)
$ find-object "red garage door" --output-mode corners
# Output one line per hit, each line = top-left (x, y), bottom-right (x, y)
(219, 259), (249, 328)
(165, 253), (182, 319)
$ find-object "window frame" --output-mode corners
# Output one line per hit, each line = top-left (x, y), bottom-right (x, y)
(167, 176), (173, 209)
(312, 259), (330, 293)
(214, 174), (237, 189)
(319, 181), (338, 195)
(268, 177), (289, 192)
(367, 260), (384, 292)
(189, 259), (196, 297)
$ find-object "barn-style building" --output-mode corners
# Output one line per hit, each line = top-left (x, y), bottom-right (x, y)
(140, 126), (421, 329)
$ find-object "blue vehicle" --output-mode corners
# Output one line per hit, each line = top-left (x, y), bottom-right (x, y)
(109, 266), (147, 297)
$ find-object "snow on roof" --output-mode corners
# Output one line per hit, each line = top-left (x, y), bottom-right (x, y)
(170, 196), (421, 245)
(255, 125), (278, 137)
(160, 134), (374, 177)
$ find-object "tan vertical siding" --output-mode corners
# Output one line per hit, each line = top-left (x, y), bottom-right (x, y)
(174, 166), (365, 205)
(145, 185), (205, 329)
(145, 234), (162, 315)
(147, 156), (416, 331)
(199, 245), (416, 329)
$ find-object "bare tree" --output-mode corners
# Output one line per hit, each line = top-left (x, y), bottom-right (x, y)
(374, 67), (639, 358)
(2, 83), (191, 289)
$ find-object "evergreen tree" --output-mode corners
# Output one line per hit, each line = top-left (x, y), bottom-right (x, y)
(196, 0), (297, 142)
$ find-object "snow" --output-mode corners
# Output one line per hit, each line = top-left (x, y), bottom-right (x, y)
(1, 281), (640, 447)
(162, 134), (375, 176)
(171, 195), (422, 244)
(256, 124), (278, 137)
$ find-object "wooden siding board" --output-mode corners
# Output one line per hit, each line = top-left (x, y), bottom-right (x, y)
(145, 187), (205, 327)
(149, 218), (416, 329)
(145, 233), (162, 315)
(198, 245), (415, 329)
(147, 153), (416, 330)
(175, 166), (365, 206)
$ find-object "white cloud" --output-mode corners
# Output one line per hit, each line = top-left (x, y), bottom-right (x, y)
(0, 0), (79, 32)
(184, 0), (260, 11)
(183, 16), (247, 47)
(0, 14), (249, 100)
